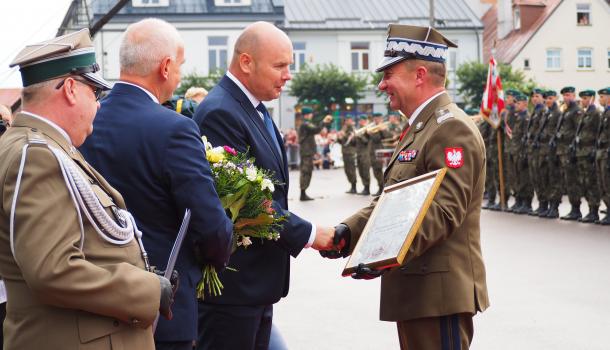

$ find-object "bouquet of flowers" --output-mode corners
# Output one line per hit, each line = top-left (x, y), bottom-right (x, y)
(197, 137), (286, 299)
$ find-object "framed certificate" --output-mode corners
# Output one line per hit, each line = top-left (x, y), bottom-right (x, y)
(342, 168), (447, 276)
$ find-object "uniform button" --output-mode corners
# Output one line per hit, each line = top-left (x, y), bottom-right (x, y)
(31, 128), (38, 132)
(113, 320), (120, 327)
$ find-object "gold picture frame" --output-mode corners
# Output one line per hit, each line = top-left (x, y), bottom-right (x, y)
(342, 168), (447, 276)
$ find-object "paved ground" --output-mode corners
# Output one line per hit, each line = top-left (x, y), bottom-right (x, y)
(273, 168), (610, 350)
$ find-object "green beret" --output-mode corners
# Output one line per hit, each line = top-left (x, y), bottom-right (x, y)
(531, 88), (544, 95)
(543, 90), (557, 98)
(505, 89), (519, 97)
(560, 86), (575, 94)
(344, 113), (354, 119)
(515, 94), (528, 102)
(301, 107), (313, 114)
(579, 90), (595, 97)
(388, 111), (400, 116)
(598, 87), (610, 96)
(373, 112), (383, 117)
(359, 114), (368, 120)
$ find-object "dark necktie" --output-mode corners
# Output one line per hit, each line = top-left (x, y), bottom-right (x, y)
(256, 103), (281, 154)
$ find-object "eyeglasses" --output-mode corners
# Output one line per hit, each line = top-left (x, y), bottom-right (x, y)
(55, 76), (103, 101)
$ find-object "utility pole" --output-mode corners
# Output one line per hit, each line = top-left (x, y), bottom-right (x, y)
(429, 0), (435, 27)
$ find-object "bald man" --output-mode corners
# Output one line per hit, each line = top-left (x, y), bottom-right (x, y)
(193, 22), (336, 350)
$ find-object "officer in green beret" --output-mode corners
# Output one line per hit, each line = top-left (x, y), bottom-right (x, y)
(298, 106), (333, 200)
(510, 94), (534, 214)
(355, 114), (372, 195)
(525, 88), (546, 215)
(479, 110), (495, 209)
(0, 28), (174, 349)
(595, 87), (610, 224)
(574, 90), (601, 222)
(557, 86), (584, 220)
(368, 112), (392, 195)
(538, 90), (563, 218)
(501, 89), (519, 211)
(337, 114), (358, 193)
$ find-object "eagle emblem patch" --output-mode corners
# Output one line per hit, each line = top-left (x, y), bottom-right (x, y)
(445, 147), (463, 168)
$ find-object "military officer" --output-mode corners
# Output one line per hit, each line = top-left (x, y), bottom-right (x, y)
(575, 90), (601, 223)
(298, 107), (333, 201)
(512, 94), (534, 214)
(368, 112), (393, 195)
(503, 90), (519, 210)
(355, 114), (372, 195)
(539, 90), (563, 218)
(595, 87), (610, 225)
(337, 114), (358, 193)
(323, 24), (488, 349)
(526, 88), (546, 215)
(557, 87), (584, 220)
(0, 29), (176, 350)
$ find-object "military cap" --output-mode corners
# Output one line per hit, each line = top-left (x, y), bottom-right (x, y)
(301, 107), (313, 114)
(515, 94), (528, 102)
(560, 86), (575, 94)
(543, 90), (557, 98)
(359, 114), (368, 120)
(531, 88), (544, 95)
(388, 111), (400, 116)
(505, 89), (519, 97)
(376, 24), (457, 72)
(579, 90), (595, 97)
(598, 87), (610, 96)
(372, 112), (384, 118)
(9, 29), (110, 90)
(344, 113), (354, 119)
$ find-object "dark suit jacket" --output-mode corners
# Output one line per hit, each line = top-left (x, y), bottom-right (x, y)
(193, 75), (311, 306)
(80, 83), (233, 342)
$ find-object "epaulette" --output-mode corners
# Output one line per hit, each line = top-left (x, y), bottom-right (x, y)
(435, 108), (454, 124)
(26, 129), (48, 147)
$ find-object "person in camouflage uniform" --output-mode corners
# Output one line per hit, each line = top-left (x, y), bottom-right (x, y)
(595, 87), (610, 225)
(337, 114), (358, 193)
(575, 90), (601, 222)
(539, 90), (563, 218)
(512, 94), (534, 214)
(526, 89), (546, 215)
(479, 116), (496, 209)
(355, 114), (371, 195)
(503, 90), (518, 210)
(557, 87), (584, 221)
(298, 107), (332, 201)
(387, 111), (403, 146)
(368, 112), (393, 196)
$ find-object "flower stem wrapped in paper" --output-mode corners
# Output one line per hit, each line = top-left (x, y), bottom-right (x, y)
(198, 136), (286, 298)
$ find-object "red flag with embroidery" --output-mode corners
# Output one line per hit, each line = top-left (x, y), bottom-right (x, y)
(480, 56), (505, 128)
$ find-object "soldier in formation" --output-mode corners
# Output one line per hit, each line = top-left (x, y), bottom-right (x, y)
(367, 112), (392, 196)
(298, 107), (332, 201)
(354, 115), (372, 195)
(337, 114), (358, 193)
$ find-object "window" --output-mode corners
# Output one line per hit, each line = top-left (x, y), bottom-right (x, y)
(214, 0), (251, 6)
(546, 49), (561, 70)
(577, 3), (591, 25)
(523, 58), (530, 70)
(577, 48), (593, 69)
(208, 36), (228, 72)
(351, 42), (370, 71)
(132, 0), (169, 7)
(513, 8), (521, 30)
(290, 42), (306, 72)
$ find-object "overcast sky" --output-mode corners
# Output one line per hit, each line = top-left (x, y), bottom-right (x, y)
(0, 0), (73, 88)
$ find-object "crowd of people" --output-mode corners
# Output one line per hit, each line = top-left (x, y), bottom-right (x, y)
(478, 87), (610, 225)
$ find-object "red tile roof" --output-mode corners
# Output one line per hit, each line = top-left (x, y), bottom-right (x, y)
(0, 89), (21, 109)
(483, 0), (562, 63)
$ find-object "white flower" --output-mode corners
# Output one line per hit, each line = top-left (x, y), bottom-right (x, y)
(261, 178), (275, 192)
(202, 136), (213, 151)
(240, 236), (252, 247)
(245, 167), (258, 182)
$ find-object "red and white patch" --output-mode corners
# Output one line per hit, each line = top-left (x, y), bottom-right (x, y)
(445, 147), (464, 168)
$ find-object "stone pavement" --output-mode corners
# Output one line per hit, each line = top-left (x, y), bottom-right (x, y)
(273, 168), (610, 350)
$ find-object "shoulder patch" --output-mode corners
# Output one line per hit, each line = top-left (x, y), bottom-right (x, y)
(435, 108), (454, 124)
(26, 130), (47, 146)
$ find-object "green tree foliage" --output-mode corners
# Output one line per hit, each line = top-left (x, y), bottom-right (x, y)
(456, 61), (538, 109)
(289, 64), (369, 113)
(175, 69), (225, 95)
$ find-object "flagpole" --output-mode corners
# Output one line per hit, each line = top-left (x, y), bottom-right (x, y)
(491, 45), (506, 210)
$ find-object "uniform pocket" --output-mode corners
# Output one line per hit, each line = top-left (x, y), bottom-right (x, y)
(399, 255), (450, 275)
(77, 311), (126, 345)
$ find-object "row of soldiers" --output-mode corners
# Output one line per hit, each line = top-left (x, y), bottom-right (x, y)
(336, 112), (403, 196)
(480, 86), (610, 225)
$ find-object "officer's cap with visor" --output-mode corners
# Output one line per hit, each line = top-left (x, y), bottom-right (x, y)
(376, 24), (457, 72)
(10, 28), (111, 91)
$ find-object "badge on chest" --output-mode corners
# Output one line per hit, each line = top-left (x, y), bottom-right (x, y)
(398, 149), (418, 163)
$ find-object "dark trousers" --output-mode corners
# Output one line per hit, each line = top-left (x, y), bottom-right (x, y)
(397, 313), (473, 350)
(197, 303), (273, 350)
(155, 341), (193, 350)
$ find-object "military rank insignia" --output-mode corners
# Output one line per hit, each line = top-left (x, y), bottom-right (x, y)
(398, 149), (418, 162)
(445, 147), (463, 168)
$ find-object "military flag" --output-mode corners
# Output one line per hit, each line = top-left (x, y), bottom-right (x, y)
(480, 55), (505, 129)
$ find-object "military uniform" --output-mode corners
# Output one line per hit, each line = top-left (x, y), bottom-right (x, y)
(337, 120), (358, 193)
(355, 118), (371, 195)
(338, 25), (488, 350)
(509, 104), (532, 213)
(503, 103), (519, 207)
(538, 95), (562, 218)
(298, 109), (331, 200)
(368, 115), (393, 195)
(479, 119), (496, 208)
(575, 93), (601, 222)
(595, 88), (610, 224)
(526, 101), (546, 215)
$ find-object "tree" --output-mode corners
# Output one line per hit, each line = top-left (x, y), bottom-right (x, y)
(289, 64), (369, 113)
(456, 61), (538, 109)
(175, 69), (225, 96)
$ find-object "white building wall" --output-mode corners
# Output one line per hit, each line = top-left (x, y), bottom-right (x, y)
(511, 0), (610, 93)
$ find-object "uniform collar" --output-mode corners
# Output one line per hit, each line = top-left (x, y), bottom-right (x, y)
(226, 70), (260, 110)
(19, 111), (73, 145)
(408, 90), (445, 126)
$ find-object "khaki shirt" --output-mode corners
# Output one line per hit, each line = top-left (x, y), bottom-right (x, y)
(0, 113), (159, 350)
(343, 93), (489, 321)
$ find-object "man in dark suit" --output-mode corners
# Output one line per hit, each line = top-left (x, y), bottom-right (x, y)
(80, 19), (233, 350)
(193, 21), (335, 350)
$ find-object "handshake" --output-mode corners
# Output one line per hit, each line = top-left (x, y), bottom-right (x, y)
(312, 224), (386, 280)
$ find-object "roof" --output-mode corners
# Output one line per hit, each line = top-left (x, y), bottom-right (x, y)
(483, 0), (561, 63)
(284, 0), (482, 30)
(0, 89), (22, 109)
